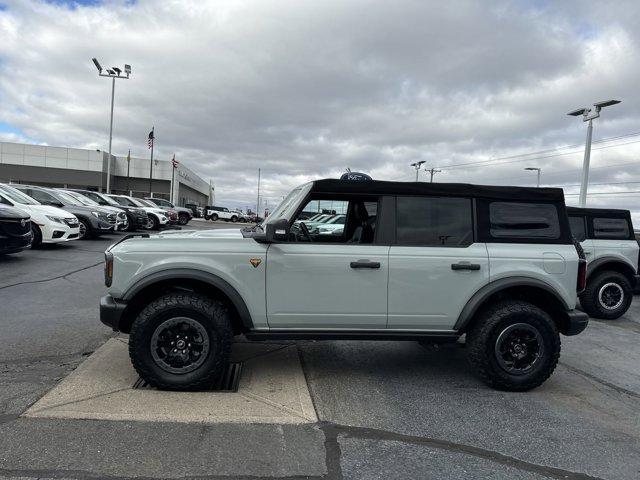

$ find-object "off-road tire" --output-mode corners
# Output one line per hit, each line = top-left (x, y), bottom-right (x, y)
(178, 213), (189, 225)
(30, 224), (42, 247)
(580, 270), (632, 320)
(231, 216), (238, 223)
(466, 300), (560, 391)
(129, 292), (232, 391)
(211, 213), (219, 221)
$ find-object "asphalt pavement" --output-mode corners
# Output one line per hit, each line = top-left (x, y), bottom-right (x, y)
(0, 220), (639, 479)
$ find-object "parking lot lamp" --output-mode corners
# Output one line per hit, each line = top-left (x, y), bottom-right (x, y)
(524, 167), (541, 187)
(410, 161), (425, 181)
(92, 58), (131, 194)
(568, 100), (620, 207)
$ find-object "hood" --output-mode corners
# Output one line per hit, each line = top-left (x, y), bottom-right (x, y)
(0, 205), (30, 220)
(149, 228), (244, 240)
(28, 204), (76, 218)
(141, 206), (167, 216)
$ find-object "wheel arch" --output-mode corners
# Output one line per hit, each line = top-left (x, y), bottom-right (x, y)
(455, 277), (573, 335)
(587, 257), (637, 284)
(118, 269), (253, 335)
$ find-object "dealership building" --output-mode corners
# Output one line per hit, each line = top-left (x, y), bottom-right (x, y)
(0, 141), (212, 206)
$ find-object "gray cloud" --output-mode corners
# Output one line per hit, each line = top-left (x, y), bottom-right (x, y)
(1, 0), (640, 221)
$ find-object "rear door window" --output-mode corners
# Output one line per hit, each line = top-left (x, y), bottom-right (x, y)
(593, 217), (630, 239)
(569, 216), (587, 242)
(396, 196), (473, 246)
(489, 202), (560, 239)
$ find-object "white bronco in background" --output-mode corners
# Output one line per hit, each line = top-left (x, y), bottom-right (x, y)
(101, 179), (588, 392)
(567, 207), (639, 319)
(205, 206), (240, 222)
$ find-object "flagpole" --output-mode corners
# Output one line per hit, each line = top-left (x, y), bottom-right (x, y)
(126, 149), (131, 195)
(171, 154), (175, 204)
(148, 126), (154, 196)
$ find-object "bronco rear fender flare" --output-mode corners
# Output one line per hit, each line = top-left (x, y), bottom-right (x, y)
(454, 276), (570, 332)
(586, 256), (637, 279)
(122, 268), (254, 329)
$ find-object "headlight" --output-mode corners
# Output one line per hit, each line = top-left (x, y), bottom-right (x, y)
(45, 215), (64, 224)
(91, 211), (108, 220)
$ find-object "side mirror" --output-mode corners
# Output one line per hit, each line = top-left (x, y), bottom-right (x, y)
(266, 218), (290, 242)
(255, 218), (289, 243)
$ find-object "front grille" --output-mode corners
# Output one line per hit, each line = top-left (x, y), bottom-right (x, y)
(64, 218), (79, 227)
(0, 218), (31, 236)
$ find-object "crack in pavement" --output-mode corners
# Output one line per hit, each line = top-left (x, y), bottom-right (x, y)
(318, 422), (604, 480)
(560, 362), (640, 399)
(0, 262), (102, 290)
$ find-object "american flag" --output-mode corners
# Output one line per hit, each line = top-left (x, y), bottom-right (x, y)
(147, 129), (154, 149)
(171, 154), (179, 168)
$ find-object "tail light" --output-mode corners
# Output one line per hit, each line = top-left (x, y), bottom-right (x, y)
(577, 258), (587, 293)
(104, 251), (114, 287)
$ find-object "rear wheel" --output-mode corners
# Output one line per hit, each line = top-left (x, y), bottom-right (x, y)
(211, 213), (219, 221)
(178, 213), (189, 225)
(466, 300), (560, 391)
(230, 216), (238, 223)
(580, 270), (632, 320)
(129, 292), (232, 390)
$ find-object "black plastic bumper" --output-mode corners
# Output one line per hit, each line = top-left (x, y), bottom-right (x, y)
(100, 295), (127, 332)
(564, 309), (589, 336)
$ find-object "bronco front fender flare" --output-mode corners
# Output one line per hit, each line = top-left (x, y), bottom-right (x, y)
(122, 268), (254, 330)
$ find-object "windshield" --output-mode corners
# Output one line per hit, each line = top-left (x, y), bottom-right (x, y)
(0, 184), (41, 205)
(111, 196), (136, 207)
(54, 191), (83, 206)
(262, 182), (312, 226)
(127, 197), (147, 208)
(65, 191), (99, 206)
(98, 193), (120, 206)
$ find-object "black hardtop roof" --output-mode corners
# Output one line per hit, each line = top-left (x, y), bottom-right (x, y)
(311, 179), (566, 202)
(566, 206), (631, 218)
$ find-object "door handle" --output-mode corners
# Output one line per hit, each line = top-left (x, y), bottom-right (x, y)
(350, 260), (381, 269)
(451, 262), (481, 271)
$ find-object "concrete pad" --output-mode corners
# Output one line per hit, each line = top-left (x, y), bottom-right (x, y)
(23, 338), (317, 425)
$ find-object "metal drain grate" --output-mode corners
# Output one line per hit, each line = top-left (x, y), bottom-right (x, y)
(133, 362), (243, 392)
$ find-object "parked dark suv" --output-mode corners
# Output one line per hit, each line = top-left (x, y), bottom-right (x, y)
(70, 189), (148, 231)
(0, 205), (32, 254)
(13, 185), (115, 240)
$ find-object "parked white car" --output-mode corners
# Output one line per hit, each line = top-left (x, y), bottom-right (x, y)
(0, 184), (80, 246)
(108, 195), (168, 230)
(204, 206), (240, 222)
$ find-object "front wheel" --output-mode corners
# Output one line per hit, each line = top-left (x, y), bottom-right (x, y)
(466, 301), (560, 391)
(210, 213), (219, 221)
(178, 213), (189, 225)
(129, 293), (233, 390)
(580, 271), (632, 320)
(78, 218), (92, 240)
(30, 224), (42, 248)
(230, 216), (238, 223)
(147, 214), (159, 230)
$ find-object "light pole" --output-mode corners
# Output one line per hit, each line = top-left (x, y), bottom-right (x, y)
(92, 58), (131, 194)
(424, 167), (441, 183)
(568, 99), (620, 207)
(410, 161), (425, 181)
(524, 167), (541, 187)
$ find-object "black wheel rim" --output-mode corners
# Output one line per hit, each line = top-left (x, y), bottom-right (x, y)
(598, 282), (624, 310)
(150, 317), (210, 374)
(147, 217), (154, 229)
(494, 323), (544, 375)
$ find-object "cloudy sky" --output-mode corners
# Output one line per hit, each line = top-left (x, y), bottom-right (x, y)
(1, 0), (640, 218)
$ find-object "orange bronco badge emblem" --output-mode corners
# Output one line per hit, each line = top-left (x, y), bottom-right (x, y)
(250, 258), (262, 268)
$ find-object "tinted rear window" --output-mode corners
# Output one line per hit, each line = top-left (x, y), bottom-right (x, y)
(396, 196), (473, 246)
(569, 216), (587, 242)
(489, 202), (560, 239)
(593, 217), (630, 239)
